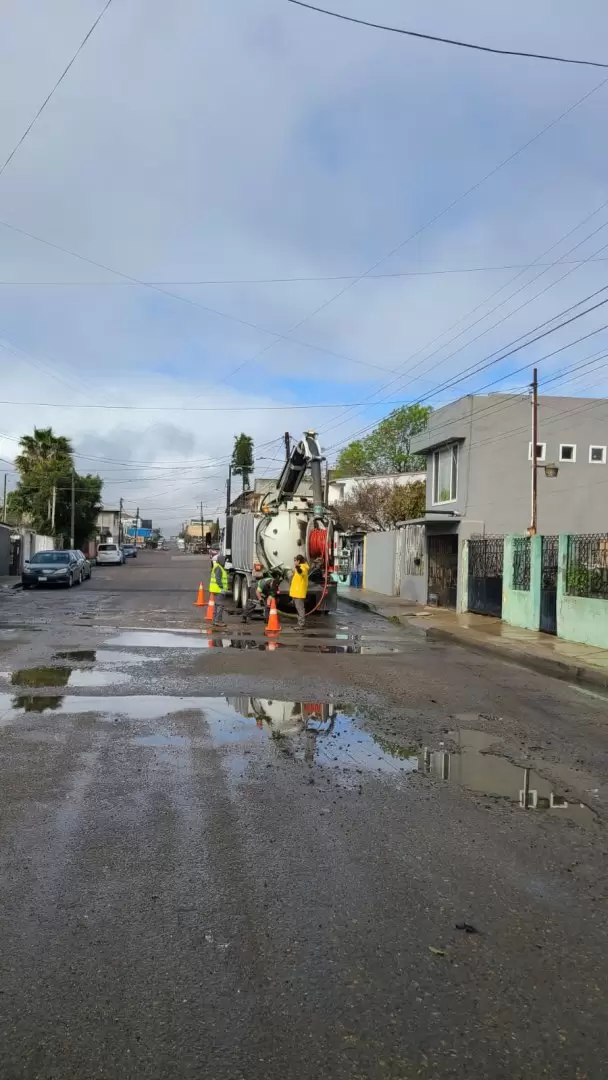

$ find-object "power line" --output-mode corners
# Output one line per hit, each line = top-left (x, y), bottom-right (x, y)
(287, 1), (608, 69)
(0, 0), (114, 179)
(2, 258), (608, 285)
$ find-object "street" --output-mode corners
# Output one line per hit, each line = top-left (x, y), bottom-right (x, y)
(0, 548), (606, 1078)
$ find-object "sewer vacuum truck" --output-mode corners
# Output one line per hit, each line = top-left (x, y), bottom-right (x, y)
(224, 431), (337, 614)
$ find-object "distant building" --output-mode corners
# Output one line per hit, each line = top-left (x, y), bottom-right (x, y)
(96, 507), (134, 541)
(327, 472), (425, 506)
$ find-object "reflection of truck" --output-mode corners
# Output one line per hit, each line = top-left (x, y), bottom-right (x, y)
(224, 431), (337, 614)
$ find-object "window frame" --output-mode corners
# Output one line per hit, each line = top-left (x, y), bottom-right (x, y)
(589, 445), (607, 464)
(559, 443), (576, 463)
(528, 442), (546, 462)
(432, 443), (458, 505)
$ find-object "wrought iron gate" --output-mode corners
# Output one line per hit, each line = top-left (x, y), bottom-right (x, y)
(427, 534), (458, 609)
(540, 535), (558, 634)
(468, 535), (504, 617)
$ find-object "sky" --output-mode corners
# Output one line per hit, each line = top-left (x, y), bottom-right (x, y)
(1, 0), (608, 530)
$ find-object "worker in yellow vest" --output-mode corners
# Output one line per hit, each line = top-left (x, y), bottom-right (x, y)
(209, 554), (229, 628)
(288, 554), (309, 630)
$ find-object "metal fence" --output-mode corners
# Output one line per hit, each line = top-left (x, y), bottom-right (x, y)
(512, 536), (531, 591)
(566, 533), (608, 600)
(468, 535), (504, 617)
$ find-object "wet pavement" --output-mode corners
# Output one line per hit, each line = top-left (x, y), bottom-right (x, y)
(1, 549), (608, 1078)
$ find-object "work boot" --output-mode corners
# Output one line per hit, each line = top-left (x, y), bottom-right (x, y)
(213, 622), (228, 630)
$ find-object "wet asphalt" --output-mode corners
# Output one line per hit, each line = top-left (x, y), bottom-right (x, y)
(1, 550), (607, 1079)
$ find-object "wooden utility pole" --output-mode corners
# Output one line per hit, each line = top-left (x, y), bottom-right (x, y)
(529, 367), (538, 536)
(225, 464), (232, 518)
(70, 470), (76, 548)
(118, 496), (124, 545)
(2, 473), (6, 523)
(51, 484), (56, 532)
(200, 501), (204, 544)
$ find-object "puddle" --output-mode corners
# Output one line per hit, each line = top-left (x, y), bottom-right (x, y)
(104, 630), (404, 655)
(421, 728), (596, 827)
(8, 666), (130, 688)
(132, 734), (189, 748)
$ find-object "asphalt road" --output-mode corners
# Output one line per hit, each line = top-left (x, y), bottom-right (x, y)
(1, 549), (607, 1078)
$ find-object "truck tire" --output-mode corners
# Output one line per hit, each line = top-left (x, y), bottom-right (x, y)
(233, 574), (241, 605)
(240, 576), (249, 611)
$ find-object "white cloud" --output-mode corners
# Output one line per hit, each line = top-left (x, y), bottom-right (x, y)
(1, 0), (608, 527)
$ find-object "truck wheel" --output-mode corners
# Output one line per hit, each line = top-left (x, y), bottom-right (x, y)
(233, 574), (241, 605)
(240, 576), (249, 610)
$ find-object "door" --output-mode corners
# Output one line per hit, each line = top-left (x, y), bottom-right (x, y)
(427, 534), (458, 609)
(539, 535), (558, 635)
(468, 536), (504, 617)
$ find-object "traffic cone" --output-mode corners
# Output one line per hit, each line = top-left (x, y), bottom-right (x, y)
(264, 595), (281, 634)
(266, 638), (279, 651)
(205, 593), (215, 622)
(193, 582), (205, 607)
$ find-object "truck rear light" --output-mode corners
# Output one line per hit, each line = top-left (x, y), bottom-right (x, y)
(254, 563), (262, 571)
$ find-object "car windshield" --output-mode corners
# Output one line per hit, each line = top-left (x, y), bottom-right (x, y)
(30, 552), (69, 565)
(98, 544), (116, 551)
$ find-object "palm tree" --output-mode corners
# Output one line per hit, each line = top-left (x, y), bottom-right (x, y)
(15, 427), (73, 476)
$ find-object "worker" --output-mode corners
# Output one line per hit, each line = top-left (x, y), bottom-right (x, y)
(209, 553), (229, 629)
(242, 568), (283, 623)
(288, 553), (309, 630)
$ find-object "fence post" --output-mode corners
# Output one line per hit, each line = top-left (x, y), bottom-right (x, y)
(530, 535), (542, 630)
(556, 534), (569, 638)
(457, 539), (469, 613)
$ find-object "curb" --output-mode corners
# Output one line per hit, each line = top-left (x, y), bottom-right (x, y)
(339, 592), (608, 692)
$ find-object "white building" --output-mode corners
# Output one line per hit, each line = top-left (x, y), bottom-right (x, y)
(327, 472), (425, 505)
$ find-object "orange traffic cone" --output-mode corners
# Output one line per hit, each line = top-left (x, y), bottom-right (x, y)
(264, 595), (281, 635)
(205, 593), (215, 622)
(194, 582), (205, 607)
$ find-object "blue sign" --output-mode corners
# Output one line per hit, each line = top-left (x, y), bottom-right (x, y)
(125, 527), (152, 538)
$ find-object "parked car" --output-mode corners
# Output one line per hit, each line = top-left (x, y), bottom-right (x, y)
(71, 550), (92, 580)
(97, 542), (125, 566)
(121, 544), (138, 559)
(22, 550), (84, 589)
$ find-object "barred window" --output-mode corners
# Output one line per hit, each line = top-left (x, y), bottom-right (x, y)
(566, 534), (608, 599)
(512, 536), (531, 591)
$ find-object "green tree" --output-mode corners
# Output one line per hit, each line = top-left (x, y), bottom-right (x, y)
(232, 433), (254, 491)
(8, 427), (102, 546)
(333, 479), (426, 532)
(334, 405), (431, 477)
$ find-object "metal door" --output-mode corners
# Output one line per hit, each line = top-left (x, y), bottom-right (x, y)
(468, 536), (504, 617)
(539, 535), (558, 635)
(427, 534), (458, 609)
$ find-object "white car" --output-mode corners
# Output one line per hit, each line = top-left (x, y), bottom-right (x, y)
(96, 542), (125, 566)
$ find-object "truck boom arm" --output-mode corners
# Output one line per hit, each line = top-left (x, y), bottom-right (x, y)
(275, 431), (325, 513)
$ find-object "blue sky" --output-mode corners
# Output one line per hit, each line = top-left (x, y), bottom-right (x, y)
(1, 0), (608, 527)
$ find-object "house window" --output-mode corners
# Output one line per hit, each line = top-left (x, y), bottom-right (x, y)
(528, 442), (546, 462)
(432, 444), (458, 504)
(559, 444), (576, 462)
(589, 445), (607, 464)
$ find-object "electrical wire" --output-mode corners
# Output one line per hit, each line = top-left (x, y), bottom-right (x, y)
(287, 1), (608, 69)
(0, 0), (115, 179)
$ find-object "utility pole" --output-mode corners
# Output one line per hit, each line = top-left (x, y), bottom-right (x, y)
(225, 464), (232, 518)
(135, 506), (140, 548)
(70, 470), (75, 548)
(200, 500), (204, 546)
(118, 496), (124, 545)
(2, 473), (6, 524)
(51, 484), (56, 532)
(284, 430), (291, 462)
(529, 367), (538, 536)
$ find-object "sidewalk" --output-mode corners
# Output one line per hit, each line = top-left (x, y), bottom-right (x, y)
(0, 575), (20, 590)
(339, 586), (608, 691)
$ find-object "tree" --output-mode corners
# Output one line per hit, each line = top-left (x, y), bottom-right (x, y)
(333, 479), (426, 532)
(8, 427), (102, 546)
(334, 405), (431, 477)
(232, 433), (254, 491)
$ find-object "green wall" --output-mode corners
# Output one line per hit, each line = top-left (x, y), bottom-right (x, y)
(557, 534), (608, 649)
(502, 535), (541, 631)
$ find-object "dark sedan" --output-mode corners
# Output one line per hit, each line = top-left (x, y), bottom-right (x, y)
(121, 544), (138, 559)
(22, 550), (83, 589)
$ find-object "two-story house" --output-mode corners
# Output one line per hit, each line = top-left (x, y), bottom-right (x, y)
(407, 392), (608, 610)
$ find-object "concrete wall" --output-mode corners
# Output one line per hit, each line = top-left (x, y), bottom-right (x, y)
(363, 531), (398, 596)
(502, 535), (542, 631)
(0, 524), (10, 576)
(412, 393), (608, 535)
(557, 534), (608, 649)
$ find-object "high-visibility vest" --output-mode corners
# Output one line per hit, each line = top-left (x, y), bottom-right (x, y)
(209, 560), (229, 594)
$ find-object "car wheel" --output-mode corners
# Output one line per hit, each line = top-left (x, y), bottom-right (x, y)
(233, 574), (241, 604)
(75, 570), (82, 585)
(66, 573), (73, 588)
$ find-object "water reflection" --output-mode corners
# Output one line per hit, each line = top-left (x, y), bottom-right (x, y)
(420, 729), (595, 826)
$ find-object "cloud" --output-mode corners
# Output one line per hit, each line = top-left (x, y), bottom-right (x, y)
(1, 0), (608, 527)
